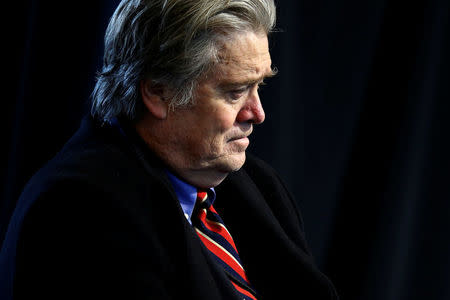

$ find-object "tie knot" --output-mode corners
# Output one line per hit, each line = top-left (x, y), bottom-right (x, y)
(196, 189), (212, 209)
(197, 190), (207, 200)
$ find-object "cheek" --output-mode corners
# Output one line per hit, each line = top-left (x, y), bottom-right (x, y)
(192, 104), (239, 149)
(198, 112), (236, 151)
(215, 107), (238, 131)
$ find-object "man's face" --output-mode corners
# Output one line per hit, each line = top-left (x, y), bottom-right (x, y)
(159, 31), (273, 186)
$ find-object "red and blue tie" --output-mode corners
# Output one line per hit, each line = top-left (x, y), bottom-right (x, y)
(193, 190), (258, 300)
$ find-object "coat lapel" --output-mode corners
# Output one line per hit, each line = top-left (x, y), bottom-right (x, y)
(215, 168), (338, 299)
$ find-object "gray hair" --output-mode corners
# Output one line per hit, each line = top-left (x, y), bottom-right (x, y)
(91, 0), (276, 122)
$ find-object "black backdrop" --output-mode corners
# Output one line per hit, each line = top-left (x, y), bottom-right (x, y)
(3, 1), (450, 299)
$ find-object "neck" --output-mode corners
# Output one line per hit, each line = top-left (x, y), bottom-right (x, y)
(171, 168), (228, 189)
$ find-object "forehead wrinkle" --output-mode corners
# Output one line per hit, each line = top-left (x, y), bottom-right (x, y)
(204, 32), (272, 85)
(215, 52), (272, 82)
(217, 48), (270, 67)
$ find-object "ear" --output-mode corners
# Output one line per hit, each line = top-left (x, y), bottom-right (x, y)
(140, 79), (169, 119)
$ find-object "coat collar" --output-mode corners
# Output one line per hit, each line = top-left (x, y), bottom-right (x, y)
(215, 168), (338, 298)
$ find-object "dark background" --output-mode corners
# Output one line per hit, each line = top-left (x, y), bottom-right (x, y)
(3, 1), (450, 299)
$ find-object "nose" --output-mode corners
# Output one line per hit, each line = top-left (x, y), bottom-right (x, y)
(236, 89), (266, 124)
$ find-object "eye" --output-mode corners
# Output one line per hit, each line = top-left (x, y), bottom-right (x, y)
(228, 87), (248, 101)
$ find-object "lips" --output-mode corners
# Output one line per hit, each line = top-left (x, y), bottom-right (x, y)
(229, 135), (248, 142)
(228, 127), (252, 143)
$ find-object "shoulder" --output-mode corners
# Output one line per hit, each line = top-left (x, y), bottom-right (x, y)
(6, 119), (177, 297)
(10, 117), (171, 247)
(22, 117), (164, 200)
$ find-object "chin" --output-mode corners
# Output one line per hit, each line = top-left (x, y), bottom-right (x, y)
(217, 152), (247, 173)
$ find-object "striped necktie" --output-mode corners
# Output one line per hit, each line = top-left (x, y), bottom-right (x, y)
(192, 190), (258, 300)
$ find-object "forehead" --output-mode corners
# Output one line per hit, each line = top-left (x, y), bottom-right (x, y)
(212, 32), (273, 83)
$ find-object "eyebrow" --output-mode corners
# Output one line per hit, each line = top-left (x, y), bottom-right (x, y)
(219, 67), (278, 89)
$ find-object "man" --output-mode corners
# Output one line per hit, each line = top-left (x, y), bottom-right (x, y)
(1, 0), (338, 299)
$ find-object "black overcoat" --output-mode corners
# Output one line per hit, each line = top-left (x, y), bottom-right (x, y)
(0, 117), (338, 299)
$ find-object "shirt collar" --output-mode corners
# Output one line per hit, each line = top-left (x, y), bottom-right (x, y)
(165, 171), (216, 224)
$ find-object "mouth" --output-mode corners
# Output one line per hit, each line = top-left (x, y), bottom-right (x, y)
(228, 127), (253, 145)
(228, 132), (251, 142)
(228, 135), (250, 150)
(229, 135), (249, 142)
